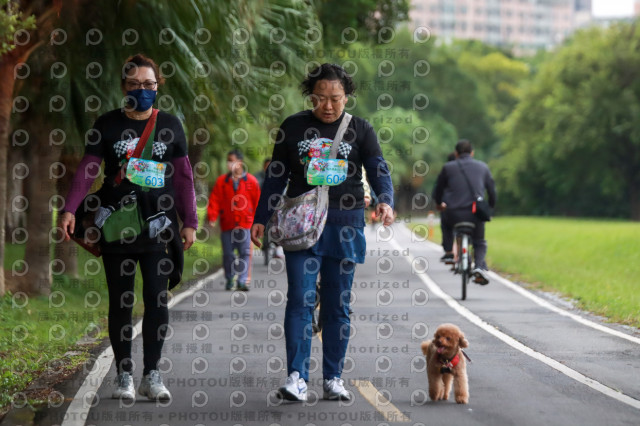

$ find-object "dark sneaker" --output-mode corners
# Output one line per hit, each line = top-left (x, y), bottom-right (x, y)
(236, 282), (250, 291)
(225, 279), (235, 291)
(472, 268), (490, 285)
(440, 253), (454, 264)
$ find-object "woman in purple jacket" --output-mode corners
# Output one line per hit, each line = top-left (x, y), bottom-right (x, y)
(59, 54), (197, 402)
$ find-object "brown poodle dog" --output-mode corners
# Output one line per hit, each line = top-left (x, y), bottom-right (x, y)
(421, 323), (469, 404)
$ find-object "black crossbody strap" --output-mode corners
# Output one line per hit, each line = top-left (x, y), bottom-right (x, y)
(456, 160), (479, 199)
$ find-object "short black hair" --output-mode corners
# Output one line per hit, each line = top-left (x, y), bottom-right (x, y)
(300, 63), (355, 96)
(447, 152), (456, 162)
(455, 139), (473, 155)
(227, 149), (244, 160)
(121, 53), (165, 89)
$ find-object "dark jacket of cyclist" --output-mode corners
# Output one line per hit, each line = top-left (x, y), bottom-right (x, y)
(432, 140), (496, 278)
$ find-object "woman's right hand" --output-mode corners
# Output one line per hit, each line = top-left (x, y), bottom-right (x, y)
(59, 212), (76, 241)
(250, 224), (264, 248)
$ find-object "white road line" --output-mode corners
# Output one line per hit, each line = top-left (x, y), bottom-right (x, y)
(61, 269), (223, 426)
(487, 271), (640, 345)
(390, 237), (640, 411)
(421, 236), (640, 346)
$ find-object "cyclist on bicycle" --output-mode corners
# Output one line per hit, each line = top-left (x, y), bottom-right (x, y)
(432, 139), (496, 284)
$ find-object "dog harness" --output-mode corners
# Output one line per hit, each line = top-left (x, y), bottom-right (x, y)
(439, 353), (460, 374)
(438, 350), (472, 374)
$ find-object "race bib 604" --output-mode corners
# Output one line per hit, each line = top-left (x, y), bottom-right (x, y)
(307, 158), (347, 186)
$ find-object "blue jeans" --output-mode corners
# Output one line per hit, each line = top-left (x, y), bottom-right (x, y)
(221, 228), (252, 284)
(284, 249), (355, 381)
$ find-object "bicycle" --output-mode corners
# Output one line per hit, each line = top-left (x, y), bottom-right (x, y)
(312, 280), (322, 334)
(262, 232), (271, 265)
(453, 222), (475, 301)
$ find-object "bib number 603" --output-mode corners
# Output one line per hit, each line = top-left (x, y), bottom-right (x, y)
(144, 176), (164, 187)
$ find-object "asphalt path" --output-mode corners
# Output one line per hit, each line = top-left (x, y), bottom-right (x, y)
(31, 223), (640, 426)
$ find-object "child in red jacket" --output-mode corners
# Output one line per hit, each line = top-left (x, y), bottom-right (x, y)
(207, 149), (260, 291)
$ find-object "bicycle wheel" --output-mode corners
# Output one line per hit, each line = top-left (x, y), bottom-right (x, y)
(453, 234), (463, 274)
(461, 269), (468, 300)
(263, 233), (270, 265)
(312, 281), (322, 334)
(461, 234), (469, 300)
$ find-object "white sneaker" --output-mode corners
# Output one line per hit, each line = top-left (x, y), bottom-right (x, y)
(323, 377), (350, 401)
(278, 371), (307, 401)
(138, 370), (171, 401)
(274, 245), (285, 259)
(112, 372), (135, 400)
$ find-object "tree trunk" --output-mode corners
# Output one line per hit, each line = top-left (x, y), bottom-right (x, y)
(185, 119), (208, 200)
(18, 125), (61, 296)
(55, 240), (78, 279)
(0, 0), (70, 295)
(0, 56), (20, 296)
(7, 146), (26, 235)
(56, 153), (79, 278)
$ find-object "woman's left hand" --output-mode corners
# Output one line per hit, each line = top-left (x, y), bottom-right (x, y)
(376, 203), (395, 227)
(181, 227), (196, 250)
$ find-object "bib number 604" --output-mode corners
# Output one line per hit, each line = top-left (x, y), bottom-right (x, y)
(325, 174), (346, 185)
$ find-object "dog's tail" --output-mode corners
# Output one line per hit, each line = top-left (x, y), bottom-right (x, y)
(421, 340), (431, 356)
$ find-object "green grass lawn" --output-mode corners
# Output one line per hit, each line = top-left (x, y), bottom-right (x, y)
(417, 216), (640, 327)
(0, 222), (222, 411)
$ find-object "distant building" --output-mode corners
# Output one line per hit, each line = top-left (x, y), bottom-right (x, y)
(574, 0), (591, 12)
(410, 0), (593, 52)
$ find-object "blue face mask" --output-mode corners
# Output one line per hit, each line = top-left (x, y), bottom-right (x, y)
(126, 89), (157, 111)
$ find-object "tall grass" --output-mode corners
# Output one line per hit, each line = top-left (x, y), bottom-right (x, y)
(0, 222), (221, 410)
(419, 216), (640, 327)
(486, 217), (640, 326)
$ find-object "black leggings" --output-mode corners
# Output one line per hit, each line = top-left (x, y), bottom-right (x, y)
(103, 251), (171, 375)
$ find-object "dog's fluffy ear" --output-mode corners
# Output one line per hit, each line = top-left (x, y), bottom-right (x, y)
(459, 335), (469, 348)
(421, 341), (431, 355)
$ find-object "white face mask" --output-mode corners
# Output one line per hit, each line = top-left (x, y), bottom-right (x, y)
(227, 161), (234, 172)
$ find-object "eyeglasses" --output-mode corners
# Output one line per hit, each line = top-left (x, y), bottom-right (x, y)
(125, 79), (158, 90)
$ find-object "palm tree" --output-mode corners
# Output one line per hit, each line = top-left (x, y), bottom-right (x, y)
(7, 0), (320, 295)
(0, 0), (74, 296)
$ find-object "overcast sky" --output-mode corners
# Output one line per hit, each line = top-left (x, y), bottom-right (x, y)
(592, 0), (634, 17)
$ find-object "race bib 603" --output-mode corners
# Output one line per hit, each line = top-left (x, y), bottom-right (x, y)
(126, 158), (166, 188)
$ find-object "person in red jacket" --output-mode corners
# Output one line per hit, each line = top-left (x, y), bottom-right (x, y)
(207, 149), (261, 291)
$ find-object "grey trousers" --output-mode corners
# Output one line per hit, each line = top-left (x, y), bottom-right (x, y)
(441, 208), (488, 270)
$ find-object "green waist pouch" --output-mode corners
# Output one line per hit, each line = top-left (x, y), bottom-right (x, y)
(102, 199), (147, 243)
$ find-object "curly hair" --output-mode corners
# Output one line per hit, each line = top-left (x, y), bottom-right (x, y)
(300, 63), (355, 96)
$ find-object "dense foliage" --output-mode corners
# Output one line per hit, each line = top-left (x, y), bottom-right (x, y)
(494, 23), (640, 219)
